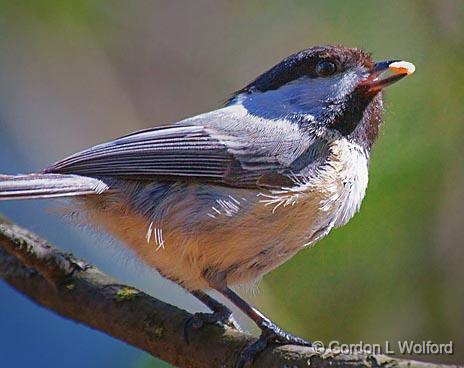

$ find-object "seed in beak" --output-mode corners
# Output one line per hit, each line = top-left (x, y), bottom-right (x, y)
(388, 61), (415, 75)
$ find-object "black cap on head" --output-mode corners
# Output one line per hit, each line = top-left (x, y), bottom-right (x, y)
(235, 45), (374, 96)
(230, 45), (413, 152)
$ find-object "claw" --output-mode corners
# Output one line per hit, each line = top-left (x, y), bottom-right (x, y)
(236, 325), (311, 368)
(184, 316), (193, 344)
(184, 315), (201, 344)
(237, 336), (269, 368)
(213, 287), (312, 367)
(184, 311), (240, 344)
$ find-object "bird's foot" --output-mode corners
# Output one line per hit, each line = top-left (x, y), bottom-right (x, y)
(184, 309), (240, 344)
(236, 321), (311, 368)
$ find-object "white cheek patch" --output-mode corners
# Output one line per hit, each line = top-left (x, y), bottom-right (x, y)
(238, 69), (364, 119)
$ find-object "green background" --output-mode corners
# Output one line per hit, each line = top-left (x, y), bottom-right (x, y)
(0, 1), (462, 367)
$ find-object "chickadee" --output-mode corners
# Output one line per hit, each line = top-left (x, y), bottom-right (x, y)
(0, 45), (414, 366)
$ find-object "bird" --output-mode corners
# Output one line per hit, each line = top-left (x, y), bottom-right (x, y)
(0, 45), (414, 367)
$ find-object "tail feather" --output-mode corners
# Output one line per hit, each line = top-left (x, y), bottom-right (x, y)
(0, 173), (109, 200)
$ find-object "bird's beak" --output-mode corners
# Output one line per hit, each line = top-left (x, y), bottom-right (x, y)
(359, 60), (415, 93)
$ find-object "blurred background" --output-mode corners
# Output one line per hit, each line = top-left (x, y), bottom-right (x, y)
(0, 1), (463, 367)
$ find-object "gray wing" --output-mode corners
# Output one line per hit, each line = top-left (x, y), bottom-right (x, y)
(45, 106), (317, 188)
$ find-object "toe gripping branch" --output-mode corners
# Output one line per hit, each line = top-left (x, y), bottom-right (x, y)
(184, 290), (240, 344)
(219, 287), (312, 368)
(184, 287), (311, 367)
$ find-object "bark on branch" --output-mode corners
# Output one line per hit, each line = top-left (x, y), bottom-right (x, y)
(0, 214), (460, 368)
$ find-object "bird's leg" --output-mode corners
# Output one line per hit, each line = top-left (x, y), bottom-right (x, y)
(184, 290), (240, 343)
(218, 287), (311, 367)
(190, 290), (239, 328)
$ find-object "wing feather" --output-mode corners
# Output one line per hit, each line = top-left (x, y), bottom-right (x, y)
(44, 124), (261, 186)
(44, 106), (316, 188)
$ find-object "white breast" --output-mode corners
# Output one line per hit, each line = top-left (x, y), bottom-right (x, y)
(259, 137), (369, 246)
(327, 139), (369, 228)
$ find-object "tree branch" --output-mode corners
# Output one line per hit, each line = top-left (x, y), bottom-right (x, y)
(0, 214), (460, 368)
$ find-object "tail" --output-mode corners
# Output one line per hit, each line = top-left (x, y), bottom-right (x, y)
(0, 173), (109, 200)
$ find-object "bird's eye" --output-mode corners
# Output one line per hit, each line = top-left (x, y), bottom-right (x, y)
(315, 60), (337, 77)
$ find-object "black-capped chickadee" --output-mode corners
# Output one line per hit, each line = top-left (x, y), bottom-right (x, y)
(0, 45), (415, 366)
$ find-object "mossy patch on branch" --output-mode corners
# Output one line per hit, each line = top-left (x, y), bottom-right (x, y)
(115, 287), (139, 301)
